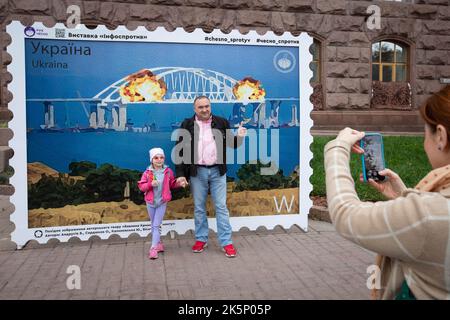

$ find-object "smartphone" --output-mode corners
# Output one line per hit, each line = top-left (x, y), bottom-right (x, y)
(360, 133), (386, 182)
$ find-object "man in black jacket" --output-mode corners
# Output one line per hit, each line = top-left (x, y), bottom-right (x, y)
(174, 96), (247, 257)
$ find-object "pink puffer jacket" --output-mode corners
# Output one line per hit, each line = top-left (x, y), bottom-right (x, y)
(137, 166), (181, 205)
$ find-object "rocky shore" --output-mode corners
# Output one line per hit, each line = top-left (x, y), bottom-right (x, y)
(29, 188), (299, 228)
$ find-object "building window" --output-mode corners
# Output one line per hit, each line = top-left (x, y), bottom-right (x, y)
(310, 39), (321, 83)
(372, 41), (408, 82)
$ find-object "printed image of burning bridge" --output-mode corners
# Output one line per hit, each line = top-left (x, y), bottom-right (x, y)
(27, 67), (299, 133)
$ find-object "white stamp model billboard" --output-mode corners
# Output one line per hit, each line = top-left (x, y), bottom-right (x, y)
(7, 21), (313, 248)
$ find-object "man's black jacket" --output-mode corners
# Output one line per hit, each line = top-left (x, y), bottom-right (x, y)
(174, 114), (243, 178)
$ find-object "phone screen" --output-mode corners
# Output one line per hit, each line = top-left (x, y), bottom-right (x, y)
(361, 134), (385, 182)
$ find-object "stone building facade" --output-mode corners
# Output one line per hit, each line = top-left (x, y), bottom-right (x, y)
(0, 0), (449, 175)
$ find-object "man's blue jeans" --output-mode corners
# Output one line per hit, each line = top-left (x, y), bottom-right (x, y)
(189, 166), (232, 247)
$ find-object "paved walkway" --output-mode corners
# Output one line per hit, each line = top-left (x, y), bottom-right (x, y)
(0, 212), (376, 300)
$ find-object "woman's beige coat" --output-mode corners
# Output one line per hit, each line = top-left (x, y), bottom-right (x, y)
(325, 139), (450, 299)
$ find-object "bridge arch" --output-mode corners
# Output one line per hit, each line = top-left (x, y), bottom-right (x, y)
(93, 67), (240, 104)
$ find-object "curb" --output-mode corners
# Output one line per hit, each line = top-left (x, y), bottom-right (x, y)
(309, 205), (331, 223)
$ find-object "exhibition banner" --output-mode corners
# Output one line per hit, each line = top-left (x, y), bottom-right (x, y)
(7, 21), (313, 248)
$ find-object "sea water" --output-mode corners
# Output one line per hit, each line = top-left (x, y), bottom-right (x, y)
(27, 127), (300, 179)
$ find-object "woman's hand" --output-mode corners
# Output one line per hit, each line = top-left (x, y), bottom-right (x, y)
(360, 169), (407, 200)
(336, 127), (365, 155)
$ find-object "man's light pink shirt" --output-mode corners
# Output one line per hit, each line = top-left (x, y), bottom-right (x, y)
(195, 115), (217, 165)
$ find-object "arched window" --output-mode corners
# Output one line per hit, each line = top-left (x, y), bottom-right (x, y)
(310, 39), (321, 83)
(372, 40), (408, 82)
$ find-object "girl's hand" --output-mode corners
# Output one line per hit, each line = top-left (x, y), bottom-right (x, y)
(360, 169), (407, 200)
(176, 177), (188, 188)
(151, 180), (159, 187)
(179, 180), (189, 188)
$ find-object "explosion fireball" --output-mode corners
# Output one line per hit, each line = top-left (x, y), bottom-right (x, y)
(120, 69), (167, 102)
(233, 77), (266, 102)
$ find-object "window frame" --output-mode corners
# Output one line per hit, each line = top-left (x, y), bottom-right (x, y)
(371, 40), (409, 82)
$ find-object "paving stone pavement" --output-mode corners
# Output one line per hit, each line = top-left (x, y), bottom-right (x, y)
(0, 212), (377, 300)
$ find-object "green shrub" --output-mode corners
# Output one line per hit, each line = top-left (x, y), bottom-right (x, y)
(84, 164), (144, 204)
(68, 161), (97, 177)
(233, 160), (295, 191)
(29, 163), (145, 208)
(171, 184), (191, 200)
(28, 174), (94, 209)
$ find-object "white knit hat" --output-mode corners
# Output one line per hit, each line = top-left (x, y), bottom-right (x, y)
(149, 147), (165, 161)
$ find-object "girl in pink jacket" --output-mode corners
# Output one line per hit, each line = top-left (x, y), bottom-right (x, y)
(138, 147), (186, 259)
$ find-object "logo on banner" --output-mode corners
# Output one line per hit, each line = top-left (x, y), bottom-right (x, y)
(273, 50), (296, 73)
(34, 230), (43, 238)
(24, 26), (35, 37)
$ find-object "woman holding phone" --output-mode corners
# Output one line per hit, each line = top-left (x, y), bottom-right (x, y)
(324, 85), (450, 299)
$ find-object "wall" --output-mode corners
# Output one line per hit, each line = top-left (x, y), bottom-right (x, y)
(1, 0), (450, 172)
